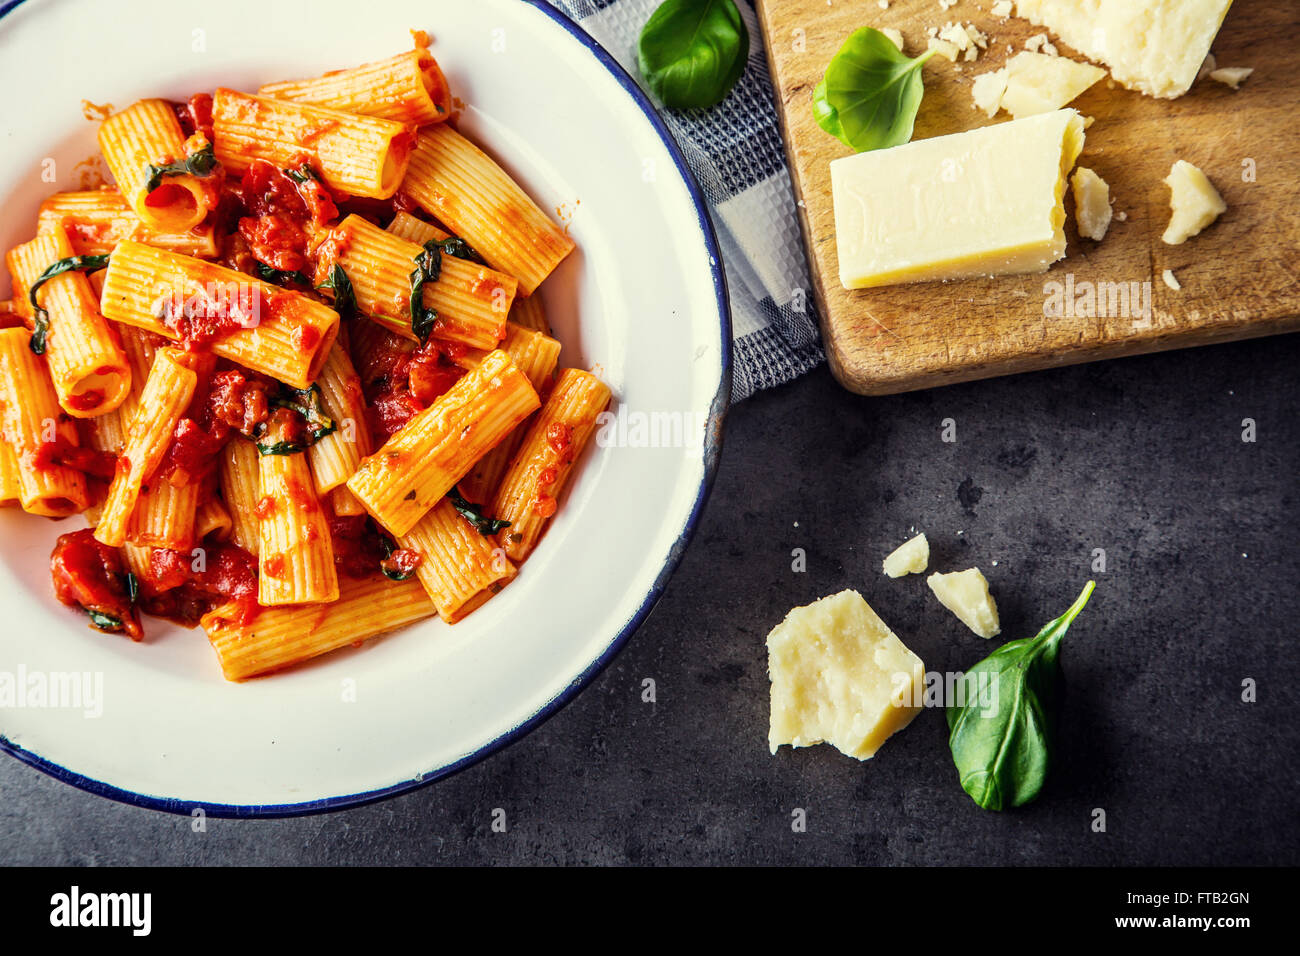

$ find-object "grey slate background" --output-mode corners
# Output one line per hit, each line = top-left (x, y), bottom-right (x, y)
(2, 335), (1297, 866)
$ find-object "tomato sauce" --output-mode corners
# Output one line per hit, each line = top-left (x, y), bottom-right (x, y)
(139, 542), (259, 627)
(50, 530), (144, 640)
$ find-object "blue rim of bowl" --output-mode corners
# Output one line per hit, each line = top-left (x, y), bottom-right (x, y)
(0, 0), (732, 817)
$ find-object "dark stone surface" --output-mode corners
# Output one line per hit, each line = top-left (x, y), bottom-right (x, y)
(2, 335), (1298, 865)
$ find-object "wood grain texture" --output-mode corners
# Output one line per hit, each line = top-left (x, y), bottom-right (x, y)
(755, 0), (1300, 394)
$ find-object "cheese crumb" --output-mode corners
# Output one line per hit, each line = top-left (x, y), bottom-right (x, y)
(992, 0), (1014, 15)
(1162, 159), (1227, 245)
(928, 568), (1001, 638)
(878, 0), (890, 8)
(1197, 53), (1218, 82)
(883, 533), (930, 578)
(927, 37), (961, 61)
(939, 22), (972, 51)
(767, 590), (925, 760)
(1071, 167), (1112, 241)
(971, 69), (1009, 117)
(881, 27), (905, 51)
(1209, 66), (1254, 90)
(969, 52), (1105, 118)
(1025, 33), (1059, 57)
(1116, 210), (1128, 221)
(1162, 268), (1182, 291)
(939, 0), (958, 9)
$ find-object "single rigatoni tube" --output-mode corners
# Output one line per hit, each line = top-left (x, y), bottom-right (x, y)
(387, 210), (450, 245)
(6, 227), (131, 417)
(212, 88), (414, 200)
(399, 497), (517, 624)
(328, 214), (513, 349)
(330, 484), (366, 516)
(38, 189), (217, 258)
(307, 338), (372, 493)
(257, 419), (338, 607)
(196, 493), (233, 541)
(95, 348), (199, 547)
(98, 99), (217, 233)
(127, 477), (199, 549)
(0, 328), (88, 516)
(100, 241), (339, 390)
(509, 293), (550, 335)
(347, 350), (540, 536)
(203, 575), (435, 681)
(257, 48), (452, 126)
(0, 440), (21, 505)
(219, 439), (261, 557)
(453, 323), (561, 505)
(492, 369), (611, 562)
(404, 125), (575, 295)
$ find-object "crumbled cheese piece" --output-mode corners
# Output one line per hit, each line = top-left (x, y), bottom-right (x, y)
(766, 590), (925, 760)
(1116, 210), (1128, 221)
(971, 69), (1008, 116)
(939, 0), (958, 9)
(1209, 66), (1253, 90)
(969, 52), (1105, 118)
(928, 568), (1001, 639)
(926, 25), (940, 38)
(965, 23), (989, 49)
(1071, 167), (1112, 241)
(881, 27), (906, 51)
(1162, 268), (1182, 291)
(1024, 33), (1059, 56)
(1162, 159), (1227, 245)
(992, 0), (1014, 15)
(1197, 53), (1218, 81)
(939, 22), (972, 51)
(1082, 114), (1094, 128)
(927, 37), (961, 61)
(878, 0), (891, 8)
(883, 533), (930, 578)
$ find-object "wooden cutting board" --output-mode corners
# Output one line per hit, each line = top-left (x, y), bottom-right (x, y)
(754, 0), (1300, 394)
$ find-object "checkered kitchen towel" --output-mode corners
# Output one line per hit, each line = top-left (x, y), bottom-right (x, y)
(546, 0), (825, 402)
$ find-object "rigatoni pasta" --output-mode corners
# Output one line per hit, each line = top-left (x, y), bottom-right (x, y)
(492, 369), (611, 562)
(7, 47), (612, 681)
(347, 349), (540, 537)
(404, 124), (575, 295)
(212, 88), (415, 199)
(258, 48), (452, 126)
(6, 225), (131, 417)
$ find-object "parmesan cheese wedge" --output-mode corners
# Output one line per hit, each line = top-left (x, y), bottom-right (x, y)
(1162, 160), (1227, 245)
(927, 568), (1001, 638)
(767, 590), (925, 760)
(1014, 0), (1235, 99)
(831, 109), (1085, 289)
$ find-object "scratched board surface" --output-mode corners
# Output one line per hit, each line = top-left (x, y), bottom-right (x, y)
(754, 0), (1300, 394)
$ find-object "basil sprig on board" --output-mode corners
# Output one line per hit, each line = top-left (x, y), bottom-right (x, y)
(447, 486), (510, 537)
(144, 142), (217, 191)
(637, 0), (749, 110)
(254, 384), (336, 455)
(813, 27), (935, 153)
(316, 263), (357, 320)
(946, 581), (1096, 811)
(26, 254), (111, 354)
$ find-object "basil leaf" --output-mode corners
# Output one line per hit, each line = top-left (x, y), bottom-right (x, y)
(435, 236), (484, 265)
(946, 581), (1096, 811)
(27, 254), (112, 355)
(254, 439), (304, 456)
(144, 142), (217, 191)
(255, 261), (310, 286)
(316, 263), (357, 319)
(269, 383), (336, 444)
(813, 27), (935, 153)
(637, 0), (749, 110)
(447, 486), (511, 537)
(125, 572), (139, 606)
(284, 163), (319, 185)
(86, 608), (124, 632)
(408, 239), (443, 344)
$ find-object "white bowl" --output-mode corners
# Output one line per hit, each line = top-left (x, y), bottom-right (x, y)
(0, 0), (729, 814)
